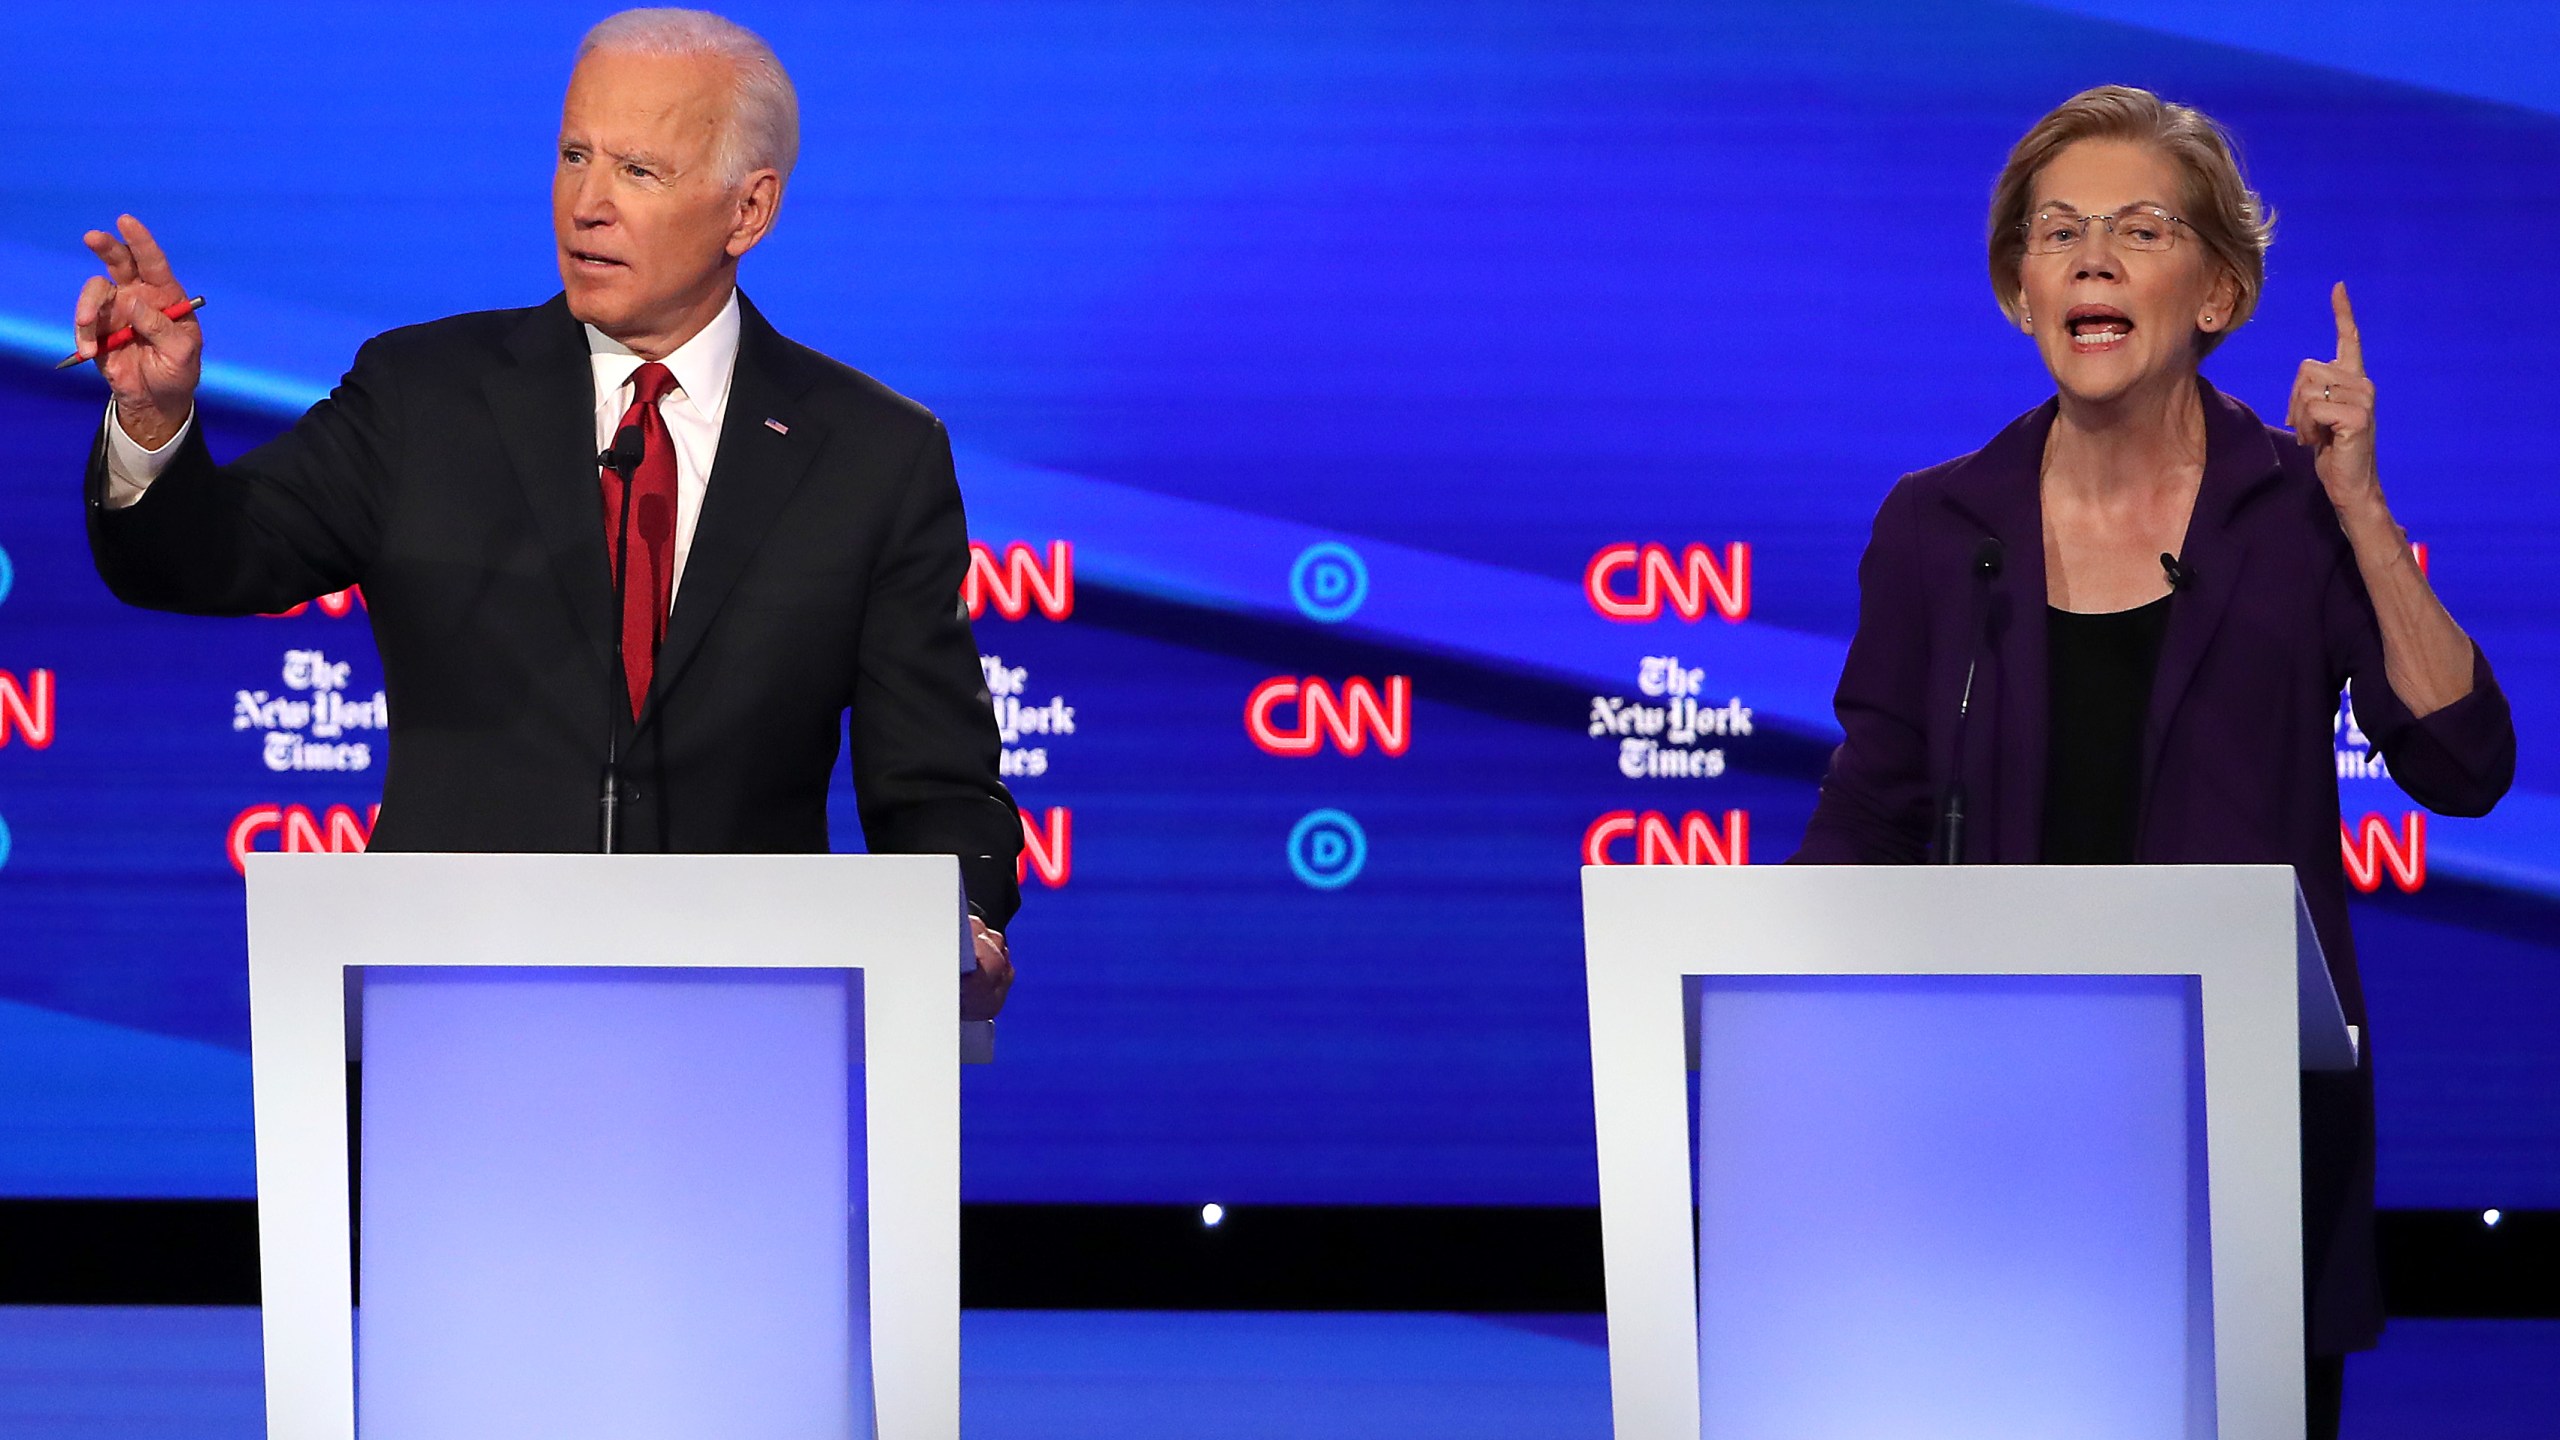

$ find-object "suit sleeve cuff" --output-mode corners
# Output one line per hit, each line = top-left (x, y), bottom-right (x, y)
(100, 400), (194, 509)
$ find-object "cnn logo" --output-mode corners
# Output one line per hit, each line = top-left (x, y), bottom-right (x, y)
(229, 803), (377, 875)
(265, 586), (366, 620)
(2341, 812), (2424, 894)
(1584, 809), (1750, 866)
(1018, 806), (1071, 889)
(966, 541), (1073, 622)
(0, 669), (54, 749)
(1246, 676), (1411, 757)
(1585, 543), (1751, 623)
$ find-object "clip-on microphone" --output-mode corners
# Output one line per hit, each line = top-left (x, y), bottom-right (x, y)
(597, 423), (645, 854)
(1937, 536), (2005, 865)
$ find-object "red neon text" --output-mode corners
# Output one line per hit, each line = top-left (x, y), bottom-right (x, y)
(2340, 811), (2425, 894)
(228, 803), (378, 876)
(0, 669), (55, 749)
(265, 587), (367, 620)
(1018, 806), (1072, 888)
(1584, 809), (1751, 866)
(966, 541), (1074, 621)
(1245, 676), (1412, 757)
(1585, 543), (1752, 623)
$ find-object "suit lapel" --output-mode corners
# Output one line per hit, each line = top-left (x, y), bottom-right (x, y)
(1941, 400), (2055, 863)
(1938, 383), (2283, 860)
(2139, 380), (2281, 807)
(643, 296), (825, 726)
(483, 297), (618, 678)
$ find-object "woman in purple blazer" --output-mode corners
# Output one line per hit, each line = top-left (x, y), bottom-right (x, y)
(1794, 86), (2515, 1437)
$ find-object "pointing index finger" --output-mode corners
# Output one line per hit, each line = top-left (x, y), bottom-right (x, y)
(2332, 281), (2363, 375)
(117, 215), (178, 288)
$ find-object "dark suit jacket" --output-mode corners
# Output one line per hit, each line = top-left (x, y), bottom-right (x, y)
(87, 293), (1021, 927)
(1796, 378), (2515, 1352)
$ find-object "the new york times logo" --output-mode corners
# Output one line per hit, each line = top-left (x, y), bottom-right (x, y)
(235, 649), (388, 772)
(1589, 656), (1750, 779)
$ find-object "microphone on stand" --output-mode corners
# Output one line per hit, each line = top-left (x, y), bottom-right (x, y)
(1936, 536), (2005, 865)
(597, 423), (645, 854)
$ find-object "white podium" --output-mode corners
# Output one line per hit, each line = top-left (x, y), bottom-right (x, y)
(1582, 865), (2357, 1440)
(244, 852), (975, 1440)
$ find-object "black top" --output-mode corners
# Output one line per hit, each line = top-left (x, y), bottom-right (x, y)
(2040, 595), (2174, 864)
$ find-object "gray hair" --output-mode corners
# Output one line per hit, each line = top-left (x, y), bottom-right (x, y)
(578, 8), (800, 188)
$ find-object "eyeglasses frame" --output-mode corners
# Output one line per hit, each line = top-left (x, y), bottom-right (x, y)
(2019, 204), (2192, 255)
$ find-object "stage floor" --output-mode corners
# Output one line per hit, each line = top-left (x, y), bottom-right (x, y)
(0, 1307), (2550, 1437)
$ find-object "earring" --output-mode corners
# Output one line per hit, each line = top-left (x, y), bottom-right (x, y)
(2200, 313), (2218, 330)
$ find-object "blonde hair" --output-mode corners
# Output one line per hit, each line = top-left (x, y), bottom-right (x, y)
(580, 8), (799, 188)
(1987, 85), (2272, 354)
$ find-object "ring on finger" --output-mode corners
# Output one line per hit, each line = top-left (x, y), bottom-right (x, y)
(2323, 383), (2333, 402)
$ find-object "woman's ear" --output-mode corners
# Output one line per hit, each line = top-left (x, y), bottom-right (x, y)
(2201, 268), (2241, 331)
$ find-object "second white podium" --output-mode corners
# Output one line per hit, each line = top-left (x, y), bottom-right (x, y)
(1583, 864), (2355, 1440)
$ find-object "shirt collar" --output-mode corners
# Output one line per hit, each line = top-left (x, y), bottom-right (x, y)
(583, 288), (743, 417)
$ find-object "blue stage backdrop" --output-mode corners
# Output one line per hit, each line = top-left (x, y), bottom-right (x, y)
(0, 1), (2553, 1207)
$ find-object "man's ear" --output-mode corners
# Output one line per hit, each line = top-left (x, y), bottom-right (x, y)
(725, 170), (784, 259)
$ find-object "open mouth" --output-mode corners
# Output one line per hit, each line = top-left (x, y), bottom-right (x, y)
(567, 249), (626, 271)
(2065, 306), (2133, 350)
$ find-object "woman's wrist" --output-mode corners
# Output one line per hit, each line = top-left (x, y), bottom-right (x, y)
(2333, 486), (2408, 567)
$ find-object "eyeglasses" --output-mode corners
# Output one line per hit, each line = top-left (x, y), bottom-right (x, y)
(2021, 205), (2188, 255)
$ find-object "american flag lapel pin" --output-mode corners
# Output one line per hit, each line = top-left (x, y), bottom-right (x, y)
(764, 417), (790, 435)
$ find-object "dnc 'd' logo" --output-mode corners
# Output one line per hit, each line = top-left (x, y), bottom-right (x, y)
(1585, 543), (1751, 623)
(966, 541), (1074, 622)
(1245, 676), (1411, 757)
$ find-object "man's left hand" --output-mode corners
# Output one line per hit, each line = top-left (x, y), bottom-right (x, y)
(964, 916), (1013, 1021)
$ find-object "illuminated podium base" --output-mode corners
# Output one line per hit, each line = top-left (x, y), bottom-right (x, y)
(244, 853), (975, 1440)
(1582, 865), (2356, 1440)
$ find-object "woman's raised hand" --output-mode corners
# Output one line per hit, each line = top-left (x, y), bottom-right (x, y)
(72, 215), (201, 450)
(2289, 282), (2381, 514)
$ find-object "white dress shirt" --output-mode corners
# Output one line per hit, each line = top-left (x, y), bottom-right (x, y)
(101, 288), (744, 604)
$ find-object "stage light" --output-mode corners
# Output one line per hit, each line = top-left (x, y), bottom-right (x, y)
(2483, 1208), (2502, 1227)
(1201, 1203), (1225, 1228)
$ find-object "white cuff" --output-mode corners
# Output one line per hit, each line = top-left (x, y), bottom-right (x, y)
(101, 401), (194, 509)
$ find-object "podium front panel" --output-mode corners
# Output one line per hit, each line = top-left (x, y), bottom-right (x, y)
(356, 967), (867, 1440)
(1694, 974), (2210, 1440)
(246, 853), (963, 1440)
(1583, 865), (2318, 1440)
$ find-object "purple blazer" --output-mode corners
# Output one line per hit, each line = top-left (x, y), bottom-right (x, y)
(1795, 378), (2516, 1350)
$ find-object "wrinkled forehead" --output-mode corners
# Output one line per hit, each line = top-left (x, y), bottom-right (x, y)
(559, 48), (733, 154)
(2030, 139), (2188, 217)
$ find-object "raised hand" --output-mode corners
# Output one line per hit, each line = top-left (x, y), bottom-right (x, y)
(2287, 281), (2380, 514)
(73, 215), (201, 449)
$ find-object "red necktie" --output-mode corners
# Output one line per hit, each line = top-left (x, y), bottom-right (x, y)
(599, 361), (681, 718)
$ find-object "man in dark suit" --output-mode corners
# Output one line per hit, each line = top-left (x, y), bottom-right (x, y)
(70, 10), (1017, 1016)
